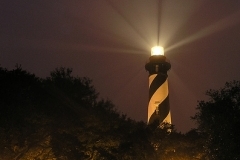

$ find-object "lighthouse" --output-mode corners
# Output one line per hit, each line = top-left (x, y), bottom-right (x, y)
(145, 46), (171, 125)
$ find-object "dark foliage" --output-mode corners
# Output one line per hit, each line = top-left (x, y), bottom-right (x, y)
(0, 65), (203, 159)
(192, 81), (240, 159)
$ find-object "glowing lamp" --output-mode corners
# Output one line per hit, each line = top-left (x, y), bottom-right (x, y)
(151, 46), (164, 56)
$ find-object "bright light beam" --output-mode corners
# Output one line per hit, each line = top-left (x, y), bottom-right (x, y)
(105, 0), (151, 48)
(157, 0), (163, 46)
(159, 0), (200, 47)
(18, 38), (147, 55)
(165, 9), (240, 53)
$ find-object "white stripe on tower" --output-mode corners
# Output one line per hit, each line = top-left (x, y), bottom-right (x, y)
(147, 73), (171, 125)
(148, 75), (170, 122)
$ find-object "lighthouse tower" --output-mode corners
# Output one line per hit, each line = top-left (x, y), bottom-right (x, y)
(145, 46), (171, 125)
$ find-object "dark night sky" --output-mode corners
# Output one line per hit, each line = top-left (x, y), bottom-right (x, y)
(1, 0), (240, 132)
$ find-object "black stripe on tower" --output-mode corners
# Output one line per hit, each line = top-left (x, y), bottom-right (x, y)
(148, 73), (167, 100)
(148, 95), (170, 124)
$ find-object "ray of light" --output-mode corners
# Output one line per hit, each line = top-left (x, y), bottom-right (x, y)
(105, 0), (152, 48)
(158, 0), (201, 47)
(165, 9), (240, 53)
(62, 0), (154, 55)
(157, 0), (163, 46)
(16, 38), (147, 55)
(61, 0), (149, 54)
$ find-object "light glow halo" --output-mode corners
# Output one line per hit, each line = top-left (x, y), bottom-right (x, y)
(151, 46), (164, 56)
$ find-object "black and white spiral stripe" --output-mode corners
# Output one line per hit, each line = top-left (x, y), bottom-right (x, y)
(148, 73), (171, 124)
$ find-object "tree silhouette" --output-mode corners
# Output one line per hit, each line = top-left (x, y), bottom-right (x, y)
(192, 81), (240, 159)
(0, 65), (205, 159)
(47, 67), (98, 107)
